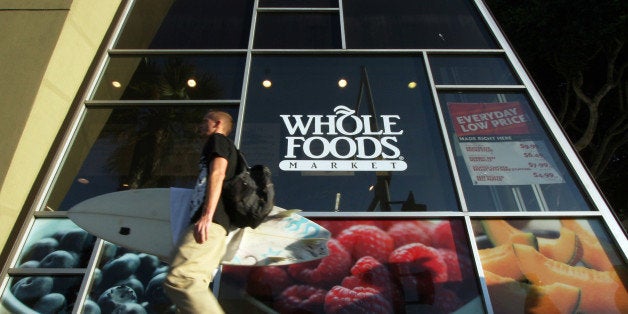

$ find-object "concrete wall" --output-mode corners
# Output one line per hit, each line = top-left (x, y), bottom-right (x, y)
(0, 0), (122, 256)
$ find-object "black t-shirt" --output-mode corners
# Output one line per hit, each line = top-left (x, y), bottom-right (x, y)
(190, 133), (238, 232)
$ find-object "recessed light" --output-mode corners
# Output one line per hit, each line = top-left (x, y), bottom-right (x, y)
(262, 80), (272, 88)
(408, 81), (417, 89)
(338, 79), (348, 88)
(111, 81), (122, 88)
(187, 79), (197, 88)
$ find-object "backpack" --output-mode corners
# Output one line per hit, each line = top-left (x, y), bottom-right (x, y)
(222, 150), (275, 229)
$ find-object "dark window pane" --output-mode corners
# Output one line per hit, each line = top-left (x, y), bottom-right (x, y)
(93, 55), (245, 100)
(116, 0), (254, 49)
(220, 218), (483, 313)
(242, 55), (458, 212)
(254, 13), (341, 49)
(343, 0), (497, 49)
(439, 92), (591, 211)
(430, 55), (520, 85)
(259, 0), (338, 7)
(46, 106), (239, 211)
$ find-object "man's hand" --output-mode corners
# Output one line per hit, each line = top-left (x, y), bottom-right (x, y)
(194, 215), (212, 243)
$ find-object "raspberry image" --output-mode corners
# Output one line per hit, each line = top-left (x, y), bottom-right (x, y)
(336, 225), (394, 263)
(274, 284), (326, 314)
(436, 248), (474, 284)
(386, 221), (432, 248)
(288, 239), (351, 288)
(246, 266), (293, 300)
(315, 220), (384, 238)
(342, 256), (403, 312)
(388, 243), (448, 283)
(396, 273), (436, 304)
(431, 220), (468, 254)
(324, 286), (393, 314)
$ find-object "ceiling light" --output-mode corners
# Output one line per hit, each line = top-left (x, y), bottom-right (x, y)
(187, 79), (197, 88)
(262, 80), (272, 88)
(111, 81), (122, 88)
(408, 81), (417, 89)
(338, 79), (348, 88)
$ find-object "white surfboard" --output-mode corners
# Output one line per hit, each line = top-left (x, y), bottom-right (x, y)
(67, 188), (330, 266)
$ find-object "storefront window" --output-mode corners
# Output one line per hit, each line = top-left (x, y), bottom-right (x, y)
(254, 13), (341, 49)
(439, 92), (591, 211)
(241, 55), (459, 212)
(115, 0), (254, 49)
(219, 218), (483, 313)
(343, 0), (497, 49)
(46, 106), (238, 211)
(92, 55), (246, 101)
(2, 275), (83, 314)
(473, 218), (628, 313)
(86, 242), (173, 313)
(259, 0), (338, 8)
(429, 55), (520, 85)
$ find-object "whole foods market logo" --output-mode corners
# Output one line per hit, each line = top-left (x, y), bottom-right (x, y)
(279, 105), (407, 171)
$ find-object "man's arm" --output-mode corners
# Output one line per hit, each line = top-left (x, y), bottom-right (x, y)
(194, 156), (228, 243)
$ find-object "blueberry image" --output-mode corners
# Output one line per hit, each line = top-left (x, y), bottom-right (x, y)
(115, 276), (145, 300)
(32, 293), (66, 314)
(83, 299), (101, 314)
(136, 254), (159, 285)
(21, 237), (59, 262)
(97, 285), (137, 313)
(19, 260), (40, 268)
(59, 229), (95, 264)
(39, 250), (78, 268)
(112, 302), (147, 314)
(145, 272), (171, 310)
(11, 276), (53, 304)
(100, 253), (140, 288)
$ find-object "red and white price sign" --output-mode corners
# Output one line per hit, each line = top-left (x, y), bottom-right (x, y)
(459, 141), (564, 185)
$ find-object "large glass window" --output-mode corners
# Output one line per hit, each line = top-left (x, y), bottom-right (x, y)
(241, 55), (458, 212)
(439, 92), (591, 211)
(46, 106), (238, 211)
(430, 55), (520, 85)
(343, 0), (497, 49)
(115, 0), (254, 49)
(254, 13), (341, 49)
(93, 55), (246, 101)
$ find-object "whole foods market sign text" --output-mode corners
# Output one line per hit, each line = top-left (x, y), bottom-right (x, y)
(279, 106), (408, 171)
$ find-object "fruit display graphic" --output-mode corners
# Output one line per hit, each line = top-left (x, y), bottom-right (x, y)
(474, 218), (628, 314)
(220, 219), (483, 313)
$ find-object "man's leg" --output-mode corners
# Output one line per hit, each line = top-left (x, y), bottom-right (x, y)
(163, 223), (227, 314)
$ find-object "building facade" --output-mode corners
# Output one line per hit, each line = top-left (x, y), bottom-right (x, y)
(1, 0), (627, 313)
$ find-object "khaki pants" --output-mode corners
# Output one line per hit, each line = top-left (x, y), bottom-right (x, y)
(164, 223), (227, 314)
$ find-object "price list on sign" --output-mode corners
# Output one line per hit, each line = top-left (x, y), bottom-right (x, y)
(459, 140), (564, 185)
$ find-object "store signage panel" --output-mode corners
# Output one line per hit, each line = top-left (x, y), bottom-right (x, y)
(447, 102), (564, 185)
(279, 105), (408, 172)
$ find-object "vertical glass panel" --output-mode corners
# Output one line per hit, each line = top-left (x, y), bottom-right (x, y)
(430, 55), (520, 85)
(473, 218), (628, 313)
(93, 55), (246, 100)
(115, 0), (254, 49)
(254, 13), (341, 49)
(439, 92), (591, 211)
(343, 0), (497, 49)
(16, 219), (95, 269)
(260, 0), (338, 7)
(46, 106), (239, 211)
(219, 218), (484, 313)
(242, 55), (458, 212)
(2, 275), (83, 314)
(87, 242), (173, 313)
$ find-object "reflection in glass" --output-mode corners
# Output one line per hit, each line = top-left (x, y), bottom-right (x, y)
(219, 218), (482, 313)
(242, 55), (458, 212)
(115, 0), (253, 49)
(473, 218), (628, 313)
(93, 55), (245, 100)
(2, 275), (82, 313)
(16, 219), (95, 269)
(254, 13), (341, 49)
(429, 55), (520, 85)
(439, 92), (591, 211)
(87, 242), (173, 313)
(343, 0), (497, 49)
(46, 106), (238, 211)
(259, 0), (338, 7)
